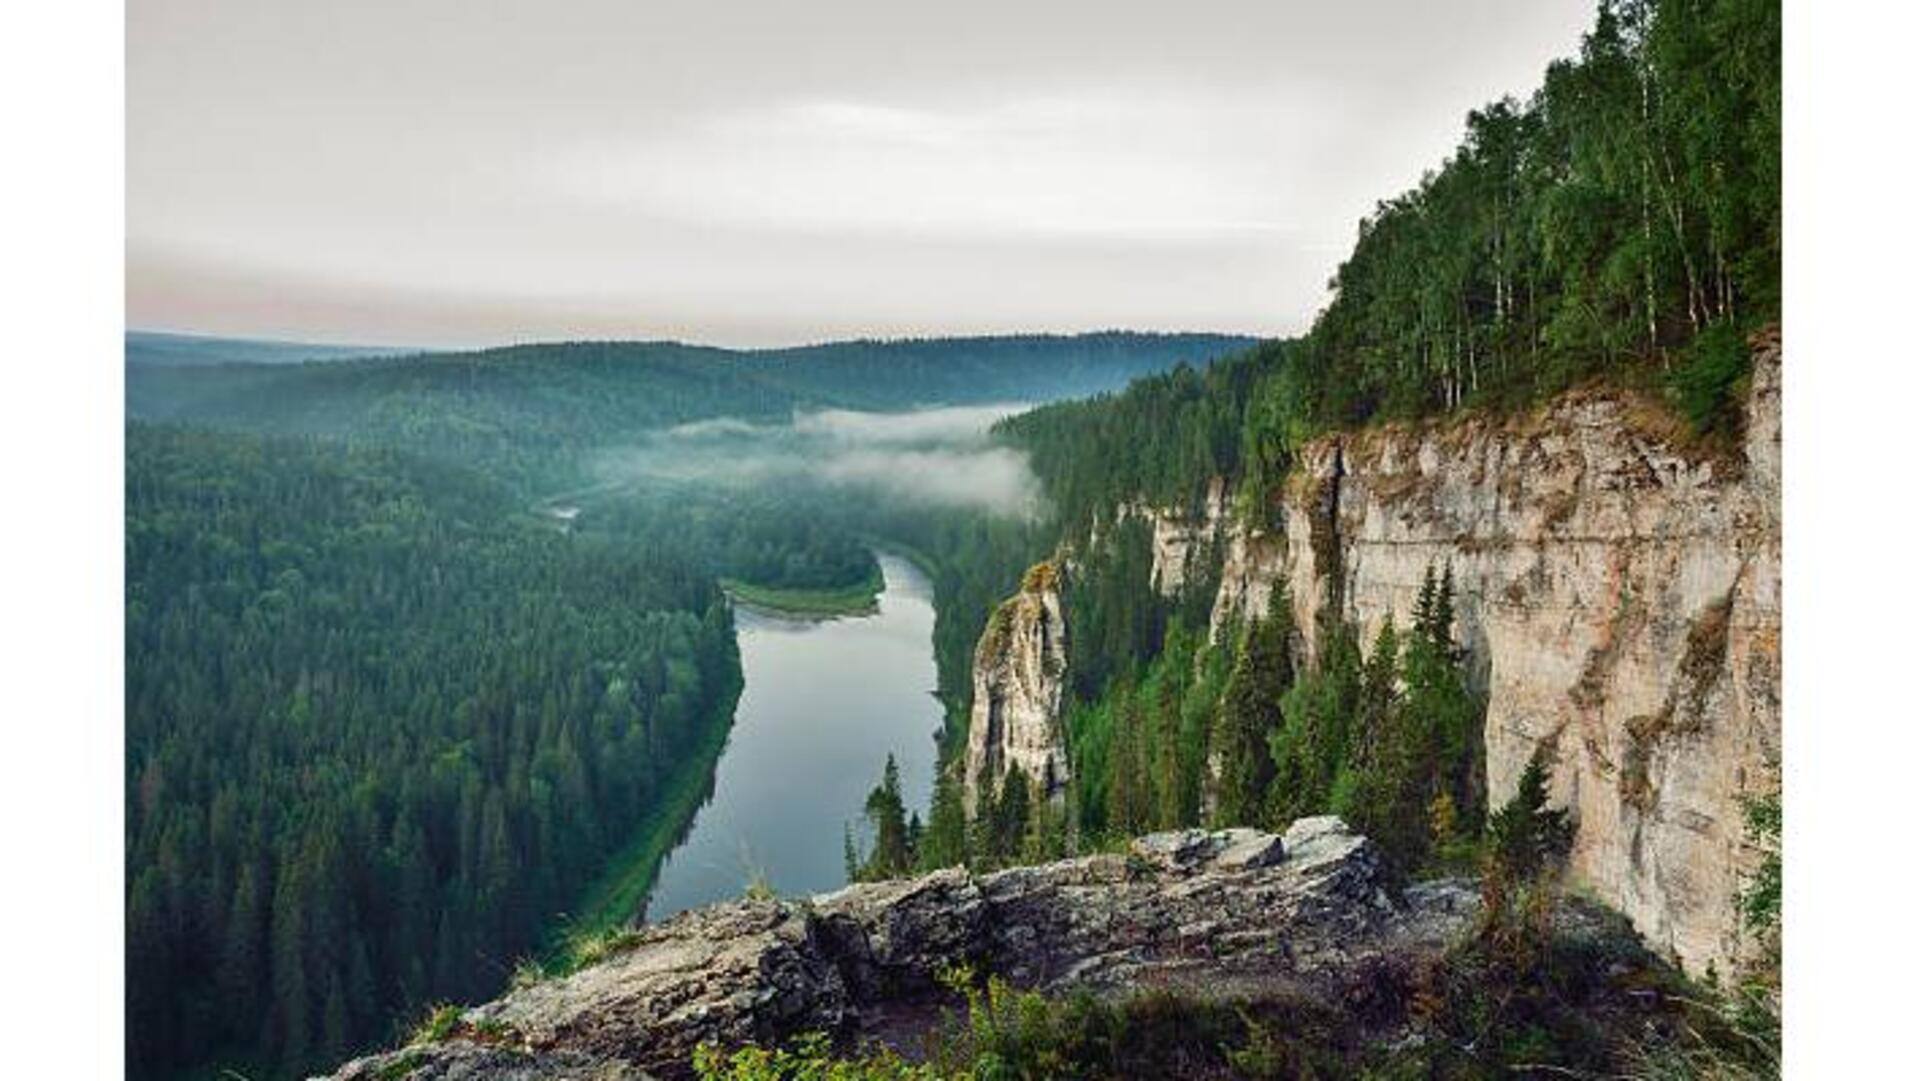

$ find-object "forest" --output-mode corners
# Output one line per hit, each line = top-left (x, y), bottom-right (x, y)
(125, 426), (741, 1077)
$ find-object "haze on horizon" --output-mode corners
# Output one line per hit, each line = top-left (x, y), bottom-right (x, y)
(130, 0), (1592, 350)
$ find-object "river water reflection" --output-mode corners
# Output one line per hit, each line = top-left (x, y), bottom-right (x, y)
(642, 552), (941, 921)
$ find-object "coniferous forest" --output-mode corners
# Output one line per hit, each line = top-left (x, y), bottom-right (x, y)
(126, 426), (740, 1076)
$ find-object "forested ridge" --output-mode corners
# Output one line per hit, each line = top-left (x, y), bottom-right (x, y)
(126, 426), (740, 1078)
(862, 0), (1780, 892)
(127, 333), (1255, 492)
(1001, 0), (1779, 536)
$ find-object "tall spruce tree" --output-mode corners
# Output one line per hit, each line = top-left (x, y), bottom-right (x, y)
(991, 764), (1033, 863)
(919, 769), (970, 871)
(1211, 587), (1294, 825)
(861, 754), (912, 879)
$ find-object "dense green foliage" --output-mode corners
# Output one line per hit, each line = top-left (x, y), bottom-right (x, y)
(998, 342), (1288, 534)
(125, 329), (403, 368)
(128, 327), (1193, 1078)
(1069, 619), (1230, 841)
(125, 426), (740, 1078)
(585, 486), (880, 596)
(1295, 0), (1778, 427)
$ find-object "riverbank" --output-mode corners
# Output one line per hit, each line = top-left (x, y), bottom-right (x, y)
(544, 672), (744, 953)
(719, 565), (885, 617)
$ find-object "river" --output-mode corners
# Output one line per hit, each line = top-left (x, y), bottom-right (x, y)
(642, 551), (942, 921)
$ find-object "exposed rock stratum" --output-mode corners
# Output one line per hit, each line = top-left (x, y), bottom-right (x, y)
(982, 330), (1780, 976)
(324, 819), (1477, 1080)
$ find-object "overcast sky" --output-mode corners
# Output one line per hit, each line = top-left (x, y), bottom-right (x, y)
(129, 1), (1593, 348)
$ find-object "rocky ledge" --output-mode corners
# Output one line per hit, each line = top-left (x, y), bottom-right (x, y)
(324, 818), (1485, 1080)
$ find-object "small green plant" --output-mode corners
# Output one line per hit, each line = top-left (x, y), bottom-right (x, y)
(563, 924), (645, 971)
(407, 1003), (463, 1046)
(510, 957), (548, 990)
(692, 1032), (936, 1080)
(467, 1018), (519, 1044)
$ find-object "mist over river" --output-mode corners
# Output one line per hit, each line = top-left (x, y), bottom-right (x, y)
(642, 551), (941, 921)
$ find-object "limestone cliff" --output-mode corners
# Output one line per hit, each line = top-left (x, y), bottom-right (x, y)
(948, 331), (1777, 975)
(962, 561), (1071, 811)
(1208, 328), (1782, 975)
(324, 819), (1483, 1081)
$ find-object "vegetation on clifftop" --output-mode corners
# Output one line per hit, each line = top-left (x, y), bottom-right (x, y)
(1002, 0), (1779, 532)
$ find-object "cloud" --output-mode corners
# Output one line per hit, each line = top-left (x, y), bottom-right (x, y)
(544, 92), (1307, 242)
(604, 403), (1042, 516)
(791, 403), (1028, 444)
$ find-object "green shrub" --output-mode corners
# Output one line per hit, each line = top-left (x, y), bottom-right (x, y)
(1667, 322), (1753, 436)
(692, 1032), (936, 1080)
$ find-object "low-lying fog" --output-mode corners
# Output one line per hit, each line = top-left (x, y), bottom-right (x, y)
(594, 402), (1041, 516)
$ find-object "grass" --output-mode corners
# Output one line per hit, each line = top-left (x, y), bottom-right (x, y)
(720, 565), (885, 617)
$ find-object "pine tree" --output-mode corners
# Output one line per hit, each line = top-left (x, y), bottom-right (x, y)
(1020, 778), (1068, 864)
(992, 764), (1033, 861)
(1413, 564), (1439, 637)
(862, 754), (911, 878)
(1107, 699), (1147, 837)
(1211, 589), (1293, 826)
(1434, 562), (1457, 651)
(920, 768), (970, 872)
(270, 863), (312, 1071)
(1485, 749), (1571, 882)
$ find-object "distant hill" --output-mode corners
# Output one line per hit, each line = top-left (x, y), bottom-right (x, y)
(125, 331), (1261, 489)
(125, 329), (412, 367)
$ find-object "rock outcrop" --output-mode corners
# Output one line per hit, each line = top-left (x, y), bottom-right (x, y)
(1208, 328), (1783, 975)
(962, 561), (1071, 812)
(324, 819), (1478, 1081)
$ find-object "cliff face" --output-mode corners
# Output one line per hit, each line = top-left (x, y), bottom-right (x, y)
(963, 561), (1071, 812)
(325, 819), (1480, 1081)
(1210, 329), (1782, 975)
(954, 332), (1778, 975)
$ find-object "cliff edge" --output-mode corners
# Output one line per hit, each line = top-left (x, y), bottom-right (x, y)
(324, 819), (1476, 1080)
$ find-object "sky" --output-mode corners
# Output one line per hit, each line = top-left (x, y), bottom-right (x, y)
(128, 1), (1594, 349)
